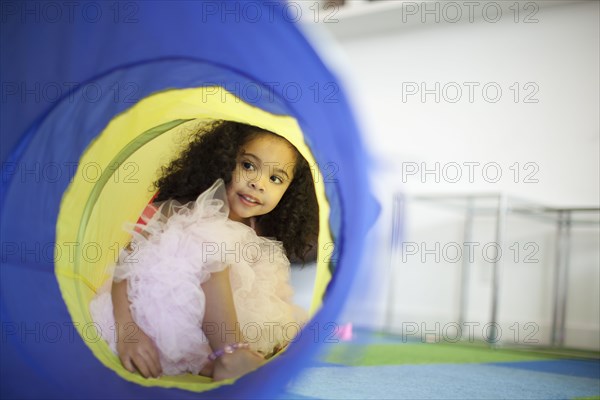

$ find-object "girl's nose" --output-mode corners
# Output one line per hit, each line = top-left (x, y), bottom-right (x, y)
(249, 180), (265, 192)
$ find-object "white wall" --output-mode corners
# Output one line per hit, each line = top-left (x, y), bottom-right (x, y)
(302, 0), (599, 349)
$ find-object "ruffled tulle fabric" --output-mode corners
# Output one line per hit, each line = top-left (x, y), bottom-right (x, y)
(89, 179), (307, 376)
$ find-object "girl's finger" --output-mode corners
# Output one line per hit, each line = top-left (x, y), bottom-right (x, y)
(139, 349), (161, 378)
(147, 346), (162, 376)
(121, 356), (136, 374)
(131, 355), (151, 378)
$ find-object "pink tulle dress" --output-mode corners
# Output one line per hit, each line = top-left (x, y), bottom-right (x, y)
(89, 179), (307, 375)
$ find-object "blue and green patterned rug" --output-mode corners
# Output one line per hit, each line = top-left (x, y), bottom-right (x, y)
(282, 329), (600, 400)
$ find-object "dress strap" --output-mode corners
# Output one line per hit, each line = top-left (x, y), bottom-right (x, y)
(134, 192), (159, 233)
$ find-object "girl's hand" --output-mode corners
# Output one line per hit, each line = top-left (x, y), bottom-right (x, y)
(116, 322), (162, 379)
(212, 348), (265, 381)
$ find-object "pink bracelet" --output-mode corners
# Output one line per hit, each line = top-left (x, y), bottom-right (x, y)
(208, 342), (250, 361)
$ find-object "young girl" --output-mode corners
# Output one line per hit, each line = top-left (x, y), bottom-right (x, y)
(89, 120), (319, 381)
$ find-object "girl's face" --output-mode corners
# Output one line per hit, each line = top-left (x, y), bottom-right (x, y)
(226, 132), (297, 225)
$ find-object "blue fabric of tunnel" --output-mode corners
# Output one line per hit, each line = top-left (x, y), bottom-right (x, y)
(0, 1), (377, 398)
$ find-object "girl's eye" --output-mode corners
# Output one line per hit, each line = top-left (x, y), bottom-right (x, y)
(242, 161), (255, 170)
(270, 175), (283, 184)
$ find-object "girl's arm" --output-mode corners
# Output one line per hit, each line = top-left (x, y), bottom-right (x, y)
(201, 269), (265, 381)
(110, 201), (164, 377)
(111, 279), (162, 378)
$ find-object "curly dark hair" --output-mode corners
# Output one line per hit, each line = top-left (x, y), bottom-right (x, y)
(154, 120), (319, 262)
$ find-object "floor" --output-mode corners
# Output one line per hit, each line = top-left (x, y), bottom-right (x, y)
(280, 329), (600, 400)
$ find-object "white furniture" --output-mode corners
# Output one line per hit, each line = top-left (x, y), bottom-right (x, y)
(389, 193), (599, 348)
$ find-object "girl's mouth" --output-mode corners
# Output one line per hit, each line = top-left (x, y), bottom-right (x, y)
(238, 193), (261, 206)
